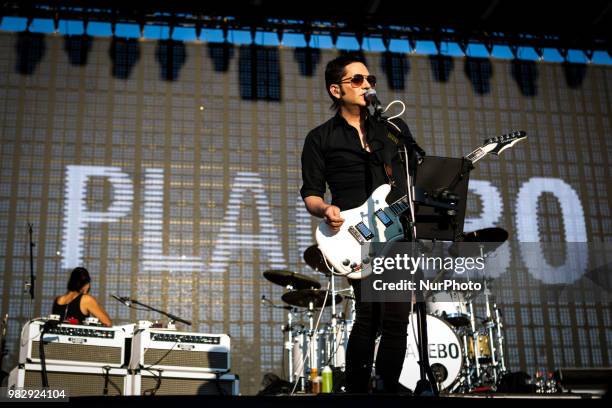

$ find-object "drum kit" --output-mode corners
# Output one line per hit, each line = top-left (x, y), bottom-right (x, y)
(262, 227), (510, 394)
(262, 252), (354, 392)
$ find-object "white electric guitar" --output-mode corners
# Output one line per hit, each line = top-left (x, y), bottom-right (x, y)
(315, 131), (527, 279)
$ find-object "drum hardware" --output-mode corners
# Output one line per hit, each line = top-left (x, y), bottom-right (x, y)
(447, 227), (509, 390)
(266, 247), (358, 392)
(467, 299), (482, 385)
(273, 237), (512, 395)
(263, 269), (321, 290)
(448, 228), (508, 258)
(482, 280), (499, 384)
(281, 288), (341, 390)
(281, 289), (343, 309)
(262, 267), (322, 386)
(265, 267), (327, 389)
(493, 302), (506, 374)
(261, 295), (302, 384)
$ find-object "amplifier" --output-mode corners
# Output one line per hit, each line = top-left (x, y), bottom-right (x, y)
(130, 329), (230, 373)
(8, 363), (132, 396)
(555, 368), (612, 395)
(132, 369), (239, 396)
(19, 320), (133, 367)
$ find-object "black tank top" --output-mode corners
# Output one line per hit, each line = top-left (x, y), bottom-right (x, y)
(52, 294), (89, 323)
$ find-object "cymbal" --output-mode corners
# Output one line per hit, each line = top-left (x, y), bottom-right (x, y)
(303, 245), (330, 274)
(263, 270), (321, 290)
(282, 289), (343, 308)
(449, 227), (508, 258)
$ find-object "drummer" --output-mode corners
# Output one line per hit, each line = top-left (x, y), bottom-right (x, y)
(52, 267), (112, 327)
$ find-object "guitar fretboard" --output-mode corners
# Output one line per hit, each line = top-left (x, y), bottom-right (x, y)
(389, 196), (410, 215)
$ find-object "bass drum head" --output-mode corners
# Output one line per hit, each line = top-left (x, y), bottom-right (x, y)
(399, 314), (463, 391)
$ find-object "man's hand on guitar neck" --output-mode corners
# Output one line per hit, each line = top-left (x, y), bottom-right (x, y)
(304, 196), (345, 232)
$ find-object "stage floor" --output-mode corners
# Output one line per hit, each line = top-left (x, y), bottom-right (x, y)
(62, 393), (607, 407)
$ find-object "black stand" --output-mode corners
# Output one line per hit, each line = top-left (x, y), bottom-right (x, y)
(390, 119), (440, 396)
(111, 295), (191, 326)
(27, 223), (35, 300)
(378, 113), (470, 396)
(0, 314), (8, 385)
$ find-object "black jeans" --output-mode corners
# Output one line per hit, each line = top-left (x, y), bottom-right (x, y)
(345, 279), (412, 393)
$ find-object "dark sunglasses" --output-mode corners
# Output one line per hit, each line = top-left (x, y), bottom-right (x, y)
(339, 74), (377, 88)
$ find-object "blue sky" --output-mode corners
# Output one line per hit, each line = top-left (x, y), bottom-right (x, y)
(1, 16), (610, 65)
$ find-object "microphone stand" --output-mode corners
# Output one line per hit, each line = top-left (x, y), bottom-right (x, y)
(402, 147), (439, 396)
(113, 296), (191, 326)
(376, 110), (439, 396)
(26, 223), (36, 321)
(28, 224), (35, 299)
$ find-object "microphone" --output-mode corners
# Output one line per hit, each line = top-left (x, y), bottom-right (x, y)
(364, 89), (384, 118)
(110, 294), (131, 306)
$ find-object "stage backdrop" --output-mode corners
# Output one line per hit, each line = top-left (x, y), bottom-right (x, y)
(1, 32), (611, 394)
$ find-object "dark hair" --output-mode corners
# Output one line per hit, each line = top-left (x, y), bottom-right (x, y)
(67, 267), (91, 292)
(325, 55), (366, 111)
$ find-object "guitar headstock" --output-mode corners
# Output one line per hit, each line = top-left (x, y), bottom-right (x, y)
(483, 130), (527, 156)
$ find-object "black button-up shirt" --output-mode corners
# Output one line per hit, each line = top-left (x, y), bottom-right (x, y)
(300, 112), (411, 211)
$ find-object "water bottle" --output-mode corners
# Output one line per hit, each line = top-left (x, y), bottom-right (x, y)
(322, 366), (333, 393)
(310, 367), (320, 394)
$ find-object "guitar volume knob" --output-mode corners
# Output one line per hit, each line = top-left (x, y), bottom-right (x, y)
(342, 259), (351, 266)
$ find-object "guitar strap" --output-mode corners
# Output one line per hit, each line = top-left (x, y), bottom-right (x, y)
(372, 118), (409, 186)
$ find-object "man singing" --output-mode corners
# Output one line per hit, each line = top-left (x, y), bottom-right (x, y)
(300, 55), (416, 393)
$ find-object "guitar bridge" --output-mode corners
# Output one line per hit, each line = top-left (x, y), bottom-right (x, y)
(348, 226), (366, 245)
(354, 222), (374, 240)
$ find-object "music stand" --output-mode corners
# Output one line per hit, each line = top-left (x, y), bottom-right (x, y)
(414, 156), (471, 241)
(400, 154), (470, 396)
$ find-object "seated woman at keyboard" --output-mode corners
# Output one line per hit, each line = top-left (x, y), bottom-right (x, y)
(52, 267), (112, 327)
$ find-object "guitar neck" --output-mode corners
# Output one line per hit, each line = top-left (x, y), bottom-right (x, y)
(388, 195), (410, 216)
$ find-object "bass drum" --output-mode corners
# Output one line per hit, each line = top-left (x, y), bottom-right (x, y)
(399, 314), (464, 392)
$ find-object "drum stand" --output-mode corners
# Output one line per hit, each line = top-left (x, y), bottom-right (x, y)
(468, 299), (481, 384)
(290, 300), (318, 392)
(307, 300), (318, 374)
(329, 267), (339, 367)
(483, 280), (498, 385)
(471, 244), (507, 388)
(285, 308), (296, 384)
(461, 328), (472, 390)
(494, 302), (506, 374)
